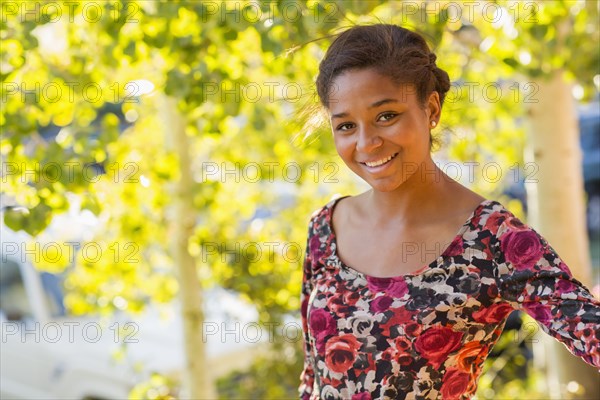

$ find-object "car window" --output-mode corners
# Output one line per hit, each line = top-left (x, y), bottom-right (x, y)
(40, 271), (67, 317)
(0, 258), (33, 321)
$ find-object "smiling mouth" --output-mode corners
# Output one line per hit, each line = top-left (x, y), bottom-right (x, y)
(360, 152), (399, 168)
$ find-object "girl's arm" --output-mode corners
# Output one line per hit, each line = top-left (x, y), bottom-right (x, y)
(299, 221), (316, 399)
(493, 213), (600, 370)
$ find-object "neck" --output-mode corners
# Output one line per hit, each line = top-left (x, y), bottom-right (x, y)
(364, 157), (454, 226)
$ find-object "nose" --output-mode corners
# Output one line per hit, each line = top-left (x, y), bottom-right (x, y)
(356, 125), (383, 153)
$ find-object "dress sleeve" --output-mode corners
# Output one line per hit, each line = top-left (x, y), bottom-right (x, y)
(492, 213), (600, 369)
(299, 218), (316, 399)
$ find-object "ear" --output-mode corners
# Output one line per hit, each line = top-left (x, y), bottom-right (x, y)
(426, 91), (441, 125)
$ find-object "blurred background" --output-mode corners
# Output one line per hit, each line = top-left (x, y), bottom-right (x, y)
(1, 1), (599, 399)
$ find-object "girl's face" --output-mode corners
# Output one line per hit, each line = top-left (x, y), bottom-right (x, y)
(328, 68), (440, 193)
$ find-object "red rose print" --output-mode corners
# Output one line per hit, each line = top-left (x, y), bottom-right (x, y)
(325, 334), (362, 374)
(523, 302), (553, 325)
(389, 279), (409, 297)
(440, 368), (470, 399)
(301, 297), (309, 331)
(327, 293), (351, 317)
(298, 198), (600, 398)
(310, 234), (324, 260)
(381, 308), (415, 336)
(392, 336), (412, 352)
(480, 236), (493, 258)
(370, 295), (393, 313)
(397, 353), (413, 366)
(472, 302), (514, 324)
(404, 322), (422, 337)
(505, 216), (527, 230)
(500, 229), (543, 270)
(486, 284), (499, 298)
(471, 212), (482, 228)
(309, 308), (338, 352)
(367, 276), (409, 298)
(442, 236), (464, 257)
(557, 279), (578, 294)
(573, 329), (600, 366)
(456, 341), (485, 372)
(381, 347), (393, 361)
(344, 290), (361, 306)
(557, 261), (573, 274)
(414, 326), (463, 368)
(484, 213), (505, 234)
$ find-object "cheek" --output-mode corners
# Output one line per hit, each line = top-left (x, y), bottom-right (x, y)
(400, 111), (427, 131)
(333, 135), (354, 157)
(397, 121), (429, 149)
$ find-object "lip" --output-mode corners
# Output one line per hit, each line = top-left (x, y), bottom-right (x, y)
(359, 152), (399, 171)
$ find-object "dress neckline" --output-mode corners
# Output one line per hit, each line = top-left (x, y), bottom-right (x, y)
(326, 195), (496, 280)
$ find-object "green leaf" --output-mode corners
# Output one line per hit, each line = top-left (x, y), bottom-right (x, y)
(503, 58), (520, 69)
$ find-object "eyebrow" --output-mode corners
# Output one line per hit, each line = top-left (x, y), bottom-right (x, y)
(331, 98), (399, 119)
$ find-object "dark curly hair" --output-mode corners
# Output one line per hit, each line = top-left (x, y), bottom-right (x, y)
(301, 24), (451, 149)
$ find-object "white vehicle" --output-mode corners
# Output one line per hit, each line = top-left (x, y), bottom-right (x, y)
(0, 210), (266, 399)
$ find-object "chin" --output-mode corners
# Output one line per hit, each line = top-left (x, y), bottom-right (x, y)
(363, 178), (406, 193)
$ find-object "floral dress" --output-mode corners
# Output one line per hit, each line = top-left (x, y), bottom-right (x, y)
(299, 196), (600, 400)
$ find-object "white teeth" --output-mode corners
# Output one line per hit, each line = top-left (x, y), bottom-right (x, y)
(364, 154), (396, 167)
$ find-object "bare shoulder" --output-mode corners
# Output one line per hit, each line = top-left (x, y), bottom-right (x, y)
(331, 192), (367, 229)
(445, 184), (487, 219)
(342, 191), (374, 213)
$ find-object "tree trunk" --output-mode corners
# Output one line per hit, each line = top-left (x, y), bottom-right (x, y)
(524, 70), (599, 399)
(160, 95), (214, 399)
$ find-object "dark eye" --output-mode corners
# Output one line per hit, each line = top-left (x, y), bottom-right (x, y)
(336, 122), (355, 132)
(378, 112), (398, 122)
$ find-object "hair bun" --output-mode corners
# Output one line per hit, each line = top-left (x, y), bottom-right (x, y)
(427, 53), (437, 70)
(316, 24), (451, 110)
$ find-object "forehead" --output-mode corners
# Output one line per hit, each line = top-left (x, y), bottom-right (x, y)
(327, 68), (418, 113)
